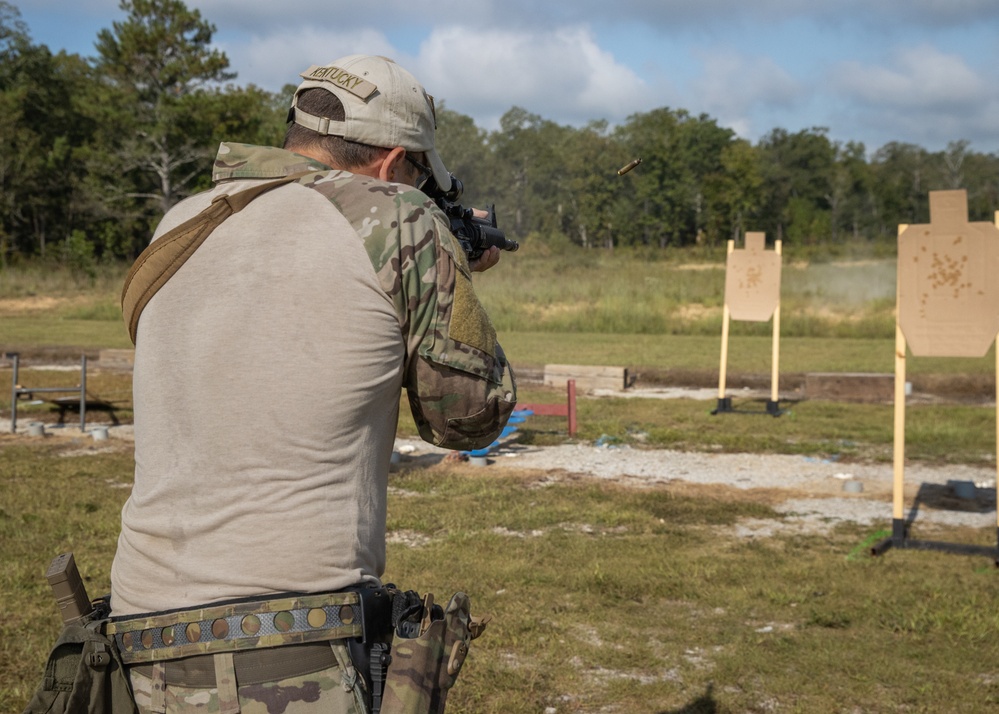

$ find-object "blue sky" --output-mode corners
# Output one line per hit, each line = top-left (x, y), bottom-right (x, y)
(15, 0), (999, 154)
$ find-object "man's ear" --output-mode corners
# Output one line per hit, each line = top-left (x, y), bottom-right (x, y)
(378, 146), (408, 183)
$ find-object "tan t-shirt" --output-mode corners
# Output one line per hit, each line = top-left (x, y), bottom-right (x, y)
(110, 144), (515, 615)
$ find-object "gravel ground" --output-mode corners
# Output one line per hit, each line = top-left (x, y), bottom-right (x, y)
(392, 437), (999, 537)
(5, 415), (995, 538)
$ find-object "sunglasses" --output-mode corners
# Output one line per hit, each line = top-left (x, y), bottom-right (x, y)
(405, 153), (432, 189)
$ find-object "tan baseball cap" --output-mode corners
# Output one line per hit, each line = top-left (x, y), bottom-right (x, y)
(289, 54), (451, 191)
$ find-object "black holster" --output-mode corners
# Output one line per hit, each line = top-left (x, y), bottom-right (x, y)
(347, 585), (397, 714)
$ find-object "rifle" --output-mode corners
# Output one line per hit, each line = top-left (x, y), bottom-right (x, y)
(424, 175), (519, 262)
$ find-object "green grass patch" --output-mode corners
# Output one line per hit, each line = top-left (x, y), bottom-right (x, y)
(486, 387), (996, 464)
(0, 315), (132, 350)
(497, 332), (997, 379)
(0, 262), (125, 300)
(474, 251), (899, 338)
(0, 443), (135, 710)
(384, 467), (999, 713)
(0, 256), (901, 341)
(4, 444), (998, 713)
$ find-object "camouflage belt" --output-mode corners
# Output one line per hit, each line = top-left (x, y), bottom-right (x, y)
(130, 641), (336, 687)
(107, 592), (364, 664)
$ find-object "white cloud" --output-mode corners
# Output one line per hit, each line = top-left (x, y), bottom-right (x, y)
(220, 20), (653, 131)
(691, 51), (801, 138)
(834, 45), (985, 110)
(192, 0), (495, 34)
(304, 0), (999, 33)
(21, 0), (121, 14)
(218, 28), (400, 91)
(829, 45), (999, 148)
(415, 25), (648, 128)
(21, 0), (999, 151)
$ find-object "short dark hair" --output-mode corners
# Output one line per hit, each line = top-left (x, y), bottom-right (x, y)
(284, 88), (387, 168)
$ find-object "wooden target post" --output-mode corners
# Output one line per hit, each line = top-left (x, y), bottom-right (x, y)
(714, 232), (783, 416)
(873, 190), (999, 563)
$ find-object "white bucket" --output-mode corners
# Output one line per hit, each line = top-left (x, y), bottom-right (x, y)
(26, 422), (45, 437)
(92, 426), (110, 442)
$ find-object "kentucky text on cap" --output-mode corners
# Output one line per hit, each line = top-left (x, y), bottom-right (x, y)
(288, 54), (452, 191)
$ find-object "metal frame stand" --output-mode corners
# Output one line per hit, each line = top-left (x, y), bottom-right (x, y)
(9, 354), (89, 433)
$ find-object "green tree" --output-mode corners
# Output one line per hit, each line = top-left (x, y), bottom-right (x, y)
(434, 104), (491, 206)
(756, 127), (836, 244)
(706, 138), (763, 243)
(828, 141), (874, 242)
(87, 0), (235, 255)
(614, 108), (682, 247)
(488, 107), (574, 240)
(869, 142), (932, 237)
(0, 2), (92, 263)
(560, 120), (627, 249)
(0, 1), (34, 263)
(671, 112), (736, 246)
(615, 108), (735, 248)
(961, 148), (999, 222)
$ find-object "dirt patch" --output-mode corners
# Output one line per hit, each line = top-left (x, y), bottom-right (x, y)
(909, 373), (996, 402)
(0, 296), (69, 314)
(676, 304), (721, 320)
(673, 263), (723, 271)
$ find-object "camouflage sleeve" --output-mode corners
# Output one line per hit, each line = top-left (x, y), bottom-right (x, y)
(403, 214), (517, 451)
(311, 175), (516, 451)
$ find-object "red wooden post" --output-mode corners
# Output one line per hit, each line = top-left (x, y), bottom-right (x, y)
(567, 379), (577, 437)
(517, 379), (578, 436)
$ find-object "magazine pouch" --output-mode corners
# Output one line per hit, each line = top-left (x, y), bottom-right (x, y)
(22, 621), (137, 714)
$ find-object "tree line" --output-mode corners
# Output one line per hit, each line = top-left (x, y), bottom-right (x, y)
(2, 0), (998, 268)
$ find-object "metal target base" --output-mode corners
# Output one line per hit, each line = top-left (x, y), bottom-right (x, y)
(872, 519), (999, 566)
(711, 397), (782, 417)
(711, 397), (733, 415)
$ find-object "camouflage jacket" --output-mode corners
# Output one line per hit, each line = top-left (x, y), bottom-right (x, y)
(213, 143), (516, 449)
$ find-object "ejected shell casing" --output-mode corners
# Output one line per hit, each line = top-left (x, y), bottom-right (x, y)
(617, 158), (642, 175)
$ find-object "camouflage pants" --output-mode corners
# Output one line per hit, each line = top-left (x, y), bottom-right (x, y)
(128, 642), (367, 714)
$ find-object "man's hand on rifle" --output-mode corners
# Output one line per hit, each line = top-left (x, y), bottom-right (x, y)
(470, 245), (501, 272)
(468, 207), (501, 272)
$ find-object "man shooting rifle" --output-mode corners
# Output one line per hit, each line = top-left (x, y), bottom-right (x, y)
(105, 54), (515, 714)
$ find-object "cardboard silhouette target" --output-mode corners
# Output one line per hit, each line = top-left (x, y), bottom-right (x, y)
(715, 233), (782, 416)
(724, 232), (782, 322)
(873, 190), (999, 565)
(898, 190), (999, 357)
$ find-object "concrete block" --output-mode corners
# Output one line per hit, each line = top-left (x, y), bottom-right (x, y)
(544, 364), (628, 392)
(805, 372), (894, 403)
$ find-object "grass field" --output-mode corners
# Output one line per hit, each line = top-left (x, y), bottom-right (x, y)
(3, 252), (999, 712)
(3, 441), (998, 713)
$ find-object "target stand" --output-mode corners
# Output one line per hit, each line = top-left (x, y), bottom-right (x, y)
(872, 191), (999, 564)
(714, 233), (783, 417)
